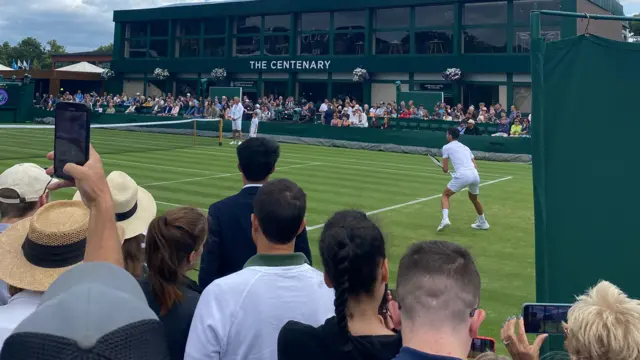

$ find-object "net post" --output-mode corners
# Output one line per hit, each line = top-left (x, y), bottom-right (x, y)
(218, 118), (223, 146)
(193, 119), (197, 146)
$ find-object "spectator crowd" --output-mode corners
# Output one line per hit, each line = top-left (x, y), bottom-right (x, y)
(35, 90), (530, 137)
(0, 137), (635, 360)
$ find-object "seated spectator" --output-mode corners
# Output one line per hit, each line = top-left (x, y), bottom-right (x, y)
(443, 112), (453, 121)
(0, 164), (52, 305)
(199, 138), (312, 289)
(278, 210), (401, 360)
(260, 105), (271, 122)
(184, 101), (196, 117)
(493, 116), (510, 137)
(510, 118), (523, 137)
(152, 100), (163, 115)
(464, 120), (481, 136)
(521, 117), (530, 137)
(399, 108), (411, 118)
(391, 241), (485, 360)
(350, 107), (368, 128)
(457, 121), (467, 134)
(73, 171), (156, 279)
(331, 110), (341, 127)
(0, 200), (99, 348)
(170, 103), (181, 117)
(186, 179), (334, 360)
(139, 207), (207, 360)
(125, 102), (137, 114)
(410, 108), (421, 119)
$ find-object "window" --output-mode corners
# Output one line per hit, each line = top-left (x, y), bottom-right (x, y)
(264, 15), (290, 32)
(264, 34), (290, 56)
(374, 31), (410, 54)
(415, 30), (454, 54)
(514, 0), (561, 25)
(128, 22), (147, 38)
(149, 21), (169, 37)
(178, 38), (200, 58)
(513, 86), (532, 113)
(513, 26), (560, 52)
(463, 28), (507, 53)
(374, 8), (410, 29)
(177, 20), (202, 37)
(332, 82), (363, 103)
(236, 16), (261, 34)
(203, 37), (226, 57)
(204, 19), (226, 35)
(463, 2), (507, 25)
(298, 12), (330, 31)
(298, 82), (327, 104)
(298, 33), (330, 55)
(263, 81), (287, 99)
(126, 38), (147, 59)
(415, 5), (455, 27)
(176, 80), (198, 97)
(334, 32), (365, 55)
(334, 10), (366, 30)
(234, 36), (260, 56)
(149, 39), (169, 58)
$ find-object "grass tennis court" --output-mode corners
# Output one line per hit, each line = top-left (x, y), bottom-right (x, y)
(0, 127), (534, 348)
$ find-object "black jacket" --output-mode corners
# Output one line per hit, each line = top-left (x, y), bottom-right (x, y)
(464, 125), (481, 136)
(138, 277), (202, 360)
(198, 185), (313, 289)
(278, 316), (402, 360)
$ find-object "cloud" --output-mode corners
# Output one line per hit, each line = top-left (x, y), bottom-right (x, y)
(0, 0), (222, 52)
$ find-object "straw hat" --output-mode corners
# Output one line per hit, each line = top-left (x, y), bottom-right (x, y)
(0, 201), (89, 292)
(73, 171), (156, 239)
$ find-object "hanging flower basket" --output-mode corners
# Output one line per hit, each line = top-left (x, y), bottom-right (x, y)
(101, 69), (114, 80)
(23, 74), (32, 84)
(352, 67), (369, 82)
(211, 68), (227, 81)
(442, 68), (462, 81)
(153, 68), (170, 80)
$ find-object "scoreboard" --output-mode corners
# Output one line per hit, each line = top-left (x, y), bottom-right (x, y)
(0, 84), (21, 109)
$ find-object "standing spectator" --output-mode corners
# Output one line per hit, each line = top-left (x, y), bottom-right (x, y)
(391, 241), (485, 360)
(73, 171), (156, 279)
(75, 90), (83, 102)
(323, 104), (334, 126)
(0, 201), (96, 348)
(198, 138), (312, 289)
(0, 164), (52, 306)
(319, 99), (329, 114)
(494, 103), (506, 119)
(278, 210), (401, 360)
(186, 179), (334, 360)
(138, 207), (207, 360)
(508, 105), (518, 123)
(464, 120), (481, 136)
(230, 97), (245, 145)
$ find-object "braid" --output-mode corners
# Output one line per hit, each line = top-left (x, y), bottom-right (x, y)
(333, 235), (352, 352)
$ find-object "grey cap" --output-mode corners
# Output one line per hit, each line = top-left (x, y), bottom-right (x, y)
(2, 262), (169, 359)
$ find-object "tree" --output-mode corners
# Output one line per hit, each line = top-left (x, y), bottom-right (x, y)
(94, 43), (113, 54)
(0, 37), (68, 69)
(46, 40), (66, 55)
(630, 14), (640, 38)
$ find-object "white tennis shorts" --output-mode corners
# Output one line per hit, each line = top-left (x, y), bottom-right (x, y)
(232, 119), (242, 131)
(447, 171), (481, 194)
(250, 119), (259, 138)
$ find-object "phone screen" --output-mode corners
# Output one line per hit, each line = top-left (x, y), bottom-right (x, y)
(468, 337), (495, 358)
(54, 105), (89, 180)
(523, 303), (570, 334)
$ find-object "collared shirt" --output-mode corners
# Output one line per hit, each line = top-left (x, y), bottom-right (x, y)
(230, 103), (245, 121)
(394, 347), (463, 360)
(442, 140), (477, 175)
(185, 253), (334, 360)
(0, 290), (42, 350)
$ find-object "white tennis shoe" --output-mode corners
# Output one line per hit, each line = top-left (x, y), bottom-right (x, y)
(471, 221), (490, 230)
(437, 219), (451, 232)
(230, 140), (236, 145)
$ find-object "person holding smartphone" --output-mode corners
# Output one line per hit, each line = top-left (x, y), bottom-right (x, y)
(278, 210), (401, 360)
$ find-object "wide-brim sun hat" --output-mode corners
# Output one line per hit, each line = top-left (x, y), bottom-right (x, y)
(73, 171), (156, 239)
(0, 201), (90, 292)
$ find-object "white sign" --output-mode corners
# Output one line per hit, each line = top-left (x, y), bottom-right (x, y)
(249, 60), (331, 71)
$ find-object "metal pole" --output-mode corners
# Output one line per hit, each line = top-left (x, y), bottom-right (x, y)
(534, 9), (640, 22)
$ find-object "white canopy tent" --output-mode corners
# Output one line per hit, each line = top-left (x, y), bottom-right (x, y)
(0, 64), (13, 71)
(57, 61), (104, 74)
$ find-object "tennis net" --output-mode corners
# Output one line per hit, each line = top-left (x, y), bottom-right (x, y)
(0, 118), (223, 161)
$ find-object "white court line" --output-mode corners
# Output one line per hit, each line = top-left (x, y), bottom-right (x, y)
(141, 162), (323, 187)
(102, 158), (217, 174)
(306, 176), (513, 231)
(156, 201), (207, 212)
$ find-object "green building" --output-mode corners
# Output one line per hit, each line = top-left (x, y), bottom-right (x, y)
(111, 0), (624, 112)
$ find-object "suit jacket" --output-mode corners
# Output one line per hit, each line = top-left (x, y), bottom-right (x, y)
(198, 185), (313, 290)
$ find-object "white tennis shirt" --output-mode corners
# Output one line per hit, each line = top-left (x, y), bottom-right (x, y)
(442, 141), (477, 175)
(230, 104), (244, 121)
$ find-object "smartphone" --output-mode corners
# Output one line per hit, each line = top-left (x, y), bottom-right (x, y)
(54, 102), (90, 180)
(468, 337), (495, 358)
(378, 283), (389, 317)
(522, 303), (571, 334)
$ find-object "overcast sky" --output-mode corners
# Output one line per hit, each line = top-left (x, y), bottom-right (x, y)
(1, 0), (638, 53)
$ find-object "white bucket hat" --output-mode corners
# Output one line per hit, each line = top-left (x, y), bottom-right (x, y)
(73, 171), (156, 239)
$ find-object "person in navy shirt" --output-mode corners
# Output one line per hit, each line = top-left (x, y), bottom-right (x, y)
(391, 241), (486, 360)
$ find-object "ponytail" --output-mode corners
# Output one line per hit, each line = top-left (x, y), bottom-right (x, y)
(333, 234), (353, 352)
(145, 208), (207, 316)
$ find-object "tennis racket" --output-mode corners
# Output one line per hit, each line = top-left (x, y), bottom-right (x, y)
(428, 154), (455, 177)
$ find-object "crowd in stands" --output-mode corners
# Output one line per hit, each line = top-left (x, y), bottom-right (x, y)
(35, 90), (530, 137)
(0, 137), (636, 360)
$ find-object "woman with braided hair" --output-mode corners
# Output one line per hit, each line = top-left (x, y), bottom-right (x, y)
(278, 210), (401, 360)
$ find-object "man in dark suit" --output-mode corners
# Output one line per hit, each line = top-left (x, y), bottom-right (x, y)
(199, 137), (313, 289)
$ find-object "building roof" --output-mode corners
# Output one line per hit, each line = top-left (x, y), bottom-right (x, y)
(0, 64), (13, 71)
(56, 62), (105, 74)
(51, 50), (112, 58)
(160, 0), (253, 8)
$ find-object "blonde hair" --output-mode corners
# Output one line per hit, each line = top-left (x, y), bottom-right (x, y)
(475, 353), (510, 360)
(566, 280), (640, 360)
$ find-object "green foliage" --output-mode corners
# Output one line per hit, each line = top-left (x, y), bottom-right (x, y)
(630, 14), (640, 37)
(0, 37), (67, 69)
(94, 43), (113, 54)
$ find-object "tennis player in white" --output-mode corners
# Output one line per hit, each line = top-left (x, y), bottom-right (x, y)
(230, 97), (245, 145)
(437, 127), (489, 232)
